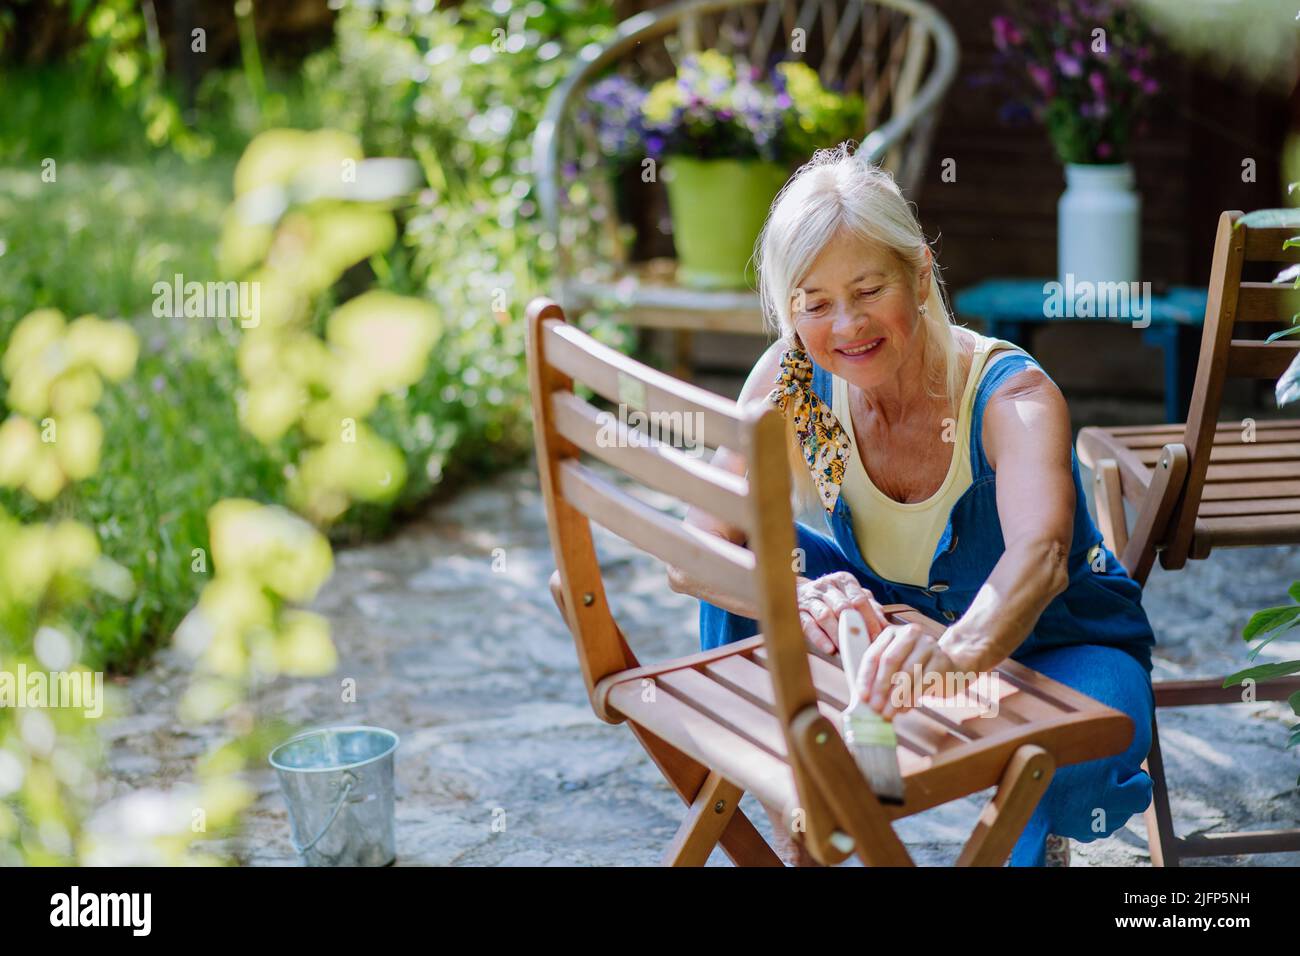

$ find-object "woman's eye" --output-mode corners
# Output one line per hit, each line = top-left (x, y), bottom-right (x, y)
(857, 287), (883, 298)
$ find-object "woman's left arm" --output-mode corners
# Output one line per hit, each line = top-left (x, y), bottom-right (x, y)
(937, 365), (1076, 672)
(855, 363), (1079, 717)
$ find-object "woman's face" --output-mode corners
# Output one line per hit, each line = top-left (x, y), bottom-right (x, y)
(789, 229), (930, 391)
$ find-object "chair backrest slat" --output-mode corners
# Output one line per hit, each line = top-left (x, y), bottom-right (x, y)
(1164, 210), (1300, 567)
(1243, 226), (1300, 262)
(544, 321), (746, 449)
(557, 459), (760, 605)
(1226, 340), (1300, 379)
(550, 390), (755, 532)
(1235, 281), (1298, 325)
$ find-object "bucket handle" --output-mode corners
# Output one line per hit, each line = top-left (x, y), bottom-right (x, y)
(289, 770), (357, 857)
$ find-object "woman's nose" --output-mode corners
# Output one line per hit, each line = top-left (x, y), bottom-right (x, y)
(832, 299), (863, 331)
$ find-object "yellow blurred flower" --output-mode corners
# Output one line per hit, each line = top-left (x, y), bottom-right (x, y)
(276, 609), (337, 676)
(1, 309), (65, 380)
(241, 380), (306, 445)
(644, 78), (684, 125)
(207, 499), (334, 602)
(23, 450), (67, 502)
(695, 49), (735, 80)
(64, 315), (139, 383)
(327, 291), (442, 393)
(48, 520), (100, 573)
(233, 128), (364, 198)
(0, 415), (39, 487)
(52, 412), (104, 481)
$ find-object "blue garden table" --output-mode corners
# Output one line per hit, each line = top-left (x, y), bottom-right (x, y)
(952, 278), (1209, 423)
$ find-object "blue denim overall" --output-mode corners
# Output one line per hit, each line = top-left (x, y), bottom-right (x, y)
(699, 348), (1156, 866)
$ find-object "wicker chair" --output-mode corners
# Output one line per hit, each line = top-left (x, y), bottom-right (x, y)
(532, 0), (959, 366)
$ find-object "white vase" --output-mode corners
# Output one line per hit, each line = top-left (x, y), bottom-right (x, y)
(1057, 162), (1141, 285)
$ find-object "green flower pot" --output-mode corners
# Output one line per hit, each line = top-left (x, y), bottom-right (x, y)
(663, 157), (789, 290)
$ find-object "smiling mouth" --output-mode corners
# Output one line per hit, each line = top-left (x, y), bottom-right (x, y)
(836, 337), (884, 356)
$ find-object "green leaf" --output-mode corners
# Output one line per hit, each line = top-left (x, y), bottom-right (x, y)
(1285, 237), (1300, 250)
(1248, 618), (1300, 660)
(1243, 604), (1300, 641)
(1223, 660), (1300, 687)
(1289, 581), (1300, 604)
(1266, 323), (1300, 343)
(1238, 208), (1300, 230)
(1288, 688), (1300, 716)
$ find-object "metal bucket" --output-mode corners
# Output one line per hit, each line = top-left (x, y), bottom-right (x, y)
(269, 725), (399, 867)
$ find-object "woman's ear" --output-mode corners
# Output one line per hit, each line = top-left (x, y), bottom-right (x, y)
(917, 245), (934, 304)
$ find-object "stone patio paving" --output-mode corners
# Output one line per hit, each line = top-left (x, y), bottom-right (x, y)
(102, 463), (1300, 866)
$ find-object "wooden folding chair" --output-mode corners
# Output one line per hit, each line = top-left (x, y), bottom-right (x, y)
(527, 296), (1135, 866)
(1077, 209), (1300, 866)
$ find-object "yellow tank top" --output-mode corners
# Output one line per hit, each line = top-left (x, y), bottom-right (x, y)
(830, 332), (1024, 586)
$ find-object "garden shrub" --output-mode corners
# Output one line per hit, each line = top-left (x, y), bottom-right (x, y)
(0, 1), (630, 670)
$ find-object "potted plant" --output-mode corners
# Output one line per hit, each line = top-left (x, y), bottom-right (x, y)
(990, 1), (1160, 285)
(586, 52), (865, 290)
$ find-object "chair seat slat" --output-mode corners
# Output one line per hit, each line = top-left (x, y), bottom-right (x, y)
(1198, 513), (1300, 547)
(1198, 496), (1300, 516)
(605, 679), (799, 813)
(656, 668), (789, 758)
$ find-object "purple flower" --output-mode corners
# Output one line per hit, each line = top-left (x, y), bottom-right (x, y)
(1142, 78), (1159, 95)
(1088, 71), (1107, 99)
(991, 15), (1023, 51)
(1028, 64), (1055, 96)
(1055, 51), (1083, 78)
(1097, 141), (1114, 159)
(151, 374), (166, 394)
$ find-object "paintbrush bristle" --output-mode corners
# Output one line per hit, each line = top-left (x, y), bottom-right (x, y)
(843, 709), (905, 805)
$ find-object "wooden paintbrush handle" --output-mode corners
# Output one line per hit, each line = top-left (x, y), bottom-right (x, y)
(838, 609), (872, 701)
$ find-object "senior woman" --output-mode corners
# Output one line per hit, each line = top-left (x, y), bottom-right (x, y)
(666, 144), (1156, 868)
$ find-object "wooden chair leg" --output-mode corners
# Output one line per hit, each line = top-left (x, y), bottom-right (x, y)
(1142, 714), (1181, 867)
(1094, 458), (1129, 557)
(633, 725), (783, 867)
(1120, 442), (1188, 585)
(662, 770), (741, 866)
(955, 744), (1055, 867)
(790, 708), (915, 867)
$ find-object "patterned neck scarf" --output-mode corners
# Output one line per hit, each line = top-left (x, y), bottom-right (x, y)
(766, 344), (852, 512)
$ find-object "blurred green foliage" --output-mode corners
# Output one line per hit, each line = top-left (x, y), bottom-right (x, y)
(0, 1), (632, 671)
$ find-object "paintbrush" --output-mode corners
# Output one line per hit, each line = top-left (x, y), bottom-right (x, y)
(838, 608), (905, 805)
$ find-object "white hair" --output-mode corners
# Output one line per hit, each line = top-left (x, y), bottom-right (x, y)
(752, 142), (963, 515)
